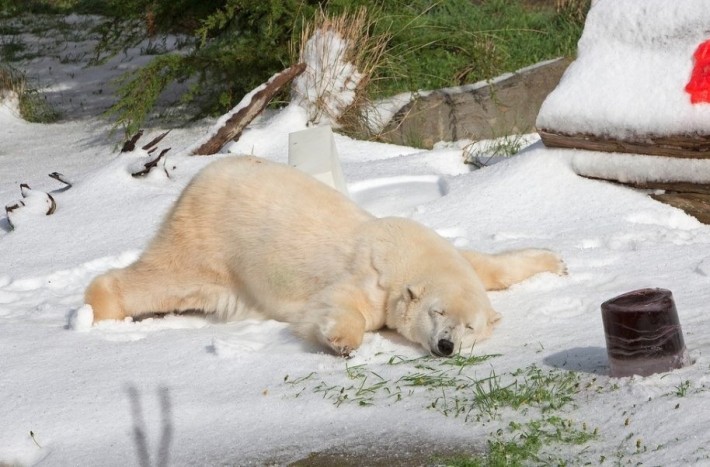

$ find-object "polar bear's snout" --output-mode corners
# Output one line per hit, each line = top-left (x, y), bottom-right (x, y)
(436, 338), (455, 356)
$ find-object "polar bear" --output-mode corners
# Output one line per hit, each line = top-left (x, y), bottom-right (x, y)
(85, 156), (564, 356)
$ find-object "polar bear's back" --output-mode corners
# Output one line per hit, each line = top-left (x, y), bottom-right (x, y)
(187, 156), (372, 236)
(149, 156), (373, 314)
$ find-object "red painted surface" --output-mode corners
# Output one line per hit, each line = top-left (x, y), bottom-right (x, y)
(686, 39), (710, 104)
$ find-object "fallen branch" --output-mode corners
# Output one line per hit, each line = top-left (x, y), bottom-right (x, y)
(21, 183), (56, 215)
(4, 202), (21, 230)
(142, 130), (171, 152)
(121, 130), (144, 152)
(49, 172), (73, 191)
(5, 184), (56, 230)
(131, 148), (171, 178)
(192, 63), (307, 156)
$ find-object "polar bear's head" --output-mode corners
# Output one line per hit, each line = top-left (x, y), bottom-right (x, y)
(389, 279), (501, 356)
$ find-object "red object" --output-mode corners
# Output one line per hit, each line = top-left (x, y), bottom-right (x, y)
(686, 39), (710, 104)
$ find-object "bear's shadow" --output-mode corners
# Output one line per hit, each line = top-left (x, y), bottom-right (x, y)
(543, 347), (609, 375)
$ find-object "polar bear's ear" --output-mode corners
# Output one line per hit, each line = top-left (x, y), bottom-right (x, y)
(488, 307), (502, 325)
(404, 284), (424, 302)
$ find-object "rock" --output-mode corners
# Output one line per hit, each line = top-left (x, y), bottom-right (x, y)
(379, 57), (571, 148)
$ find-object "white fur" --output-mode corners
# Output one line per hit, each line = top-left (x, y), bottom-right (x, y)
(85, 156), (565, 356)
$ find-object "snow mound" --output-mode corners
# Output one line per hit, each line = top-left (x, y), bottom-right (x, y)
(0, 90), (21, 122)
(537, 0), (710, 138)
(565, 149), (710, 184)
(69, 304), (94, 331)
(292, 29), (362, 126)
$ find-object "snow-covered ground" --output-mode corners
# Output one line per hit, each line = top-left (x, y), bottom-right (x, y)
(3, 3), (710, 466)
(3, 98), (710, 465)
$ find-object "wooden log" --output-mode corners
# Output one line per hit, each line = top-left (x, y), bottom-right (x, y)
(192, 63), (307, 156)
(538, 129), (710, 159)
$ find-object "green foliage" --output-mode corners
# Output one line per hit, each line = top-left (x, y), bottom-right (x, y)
(107, 53), (186, 136)
(368, 0), (588, 97)
(189, 0), (319, 109)
(464, 134), (530, 167)
(104, 0), (323, 133)
(105, 0), (588, 135)
(5, 0), (589, 134)
(1, 0), (79, 16)
(19, 88), (60, 123)
(0, 35), (24, 61)
(286, 355), (582, 419)
(482, 417), (597, 466)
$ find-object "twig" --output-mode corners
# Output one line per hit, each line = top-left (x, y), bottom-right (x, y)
(30, 430), (41, 448)
(48, 172), (73, 189)
(142, 130), (171, 151)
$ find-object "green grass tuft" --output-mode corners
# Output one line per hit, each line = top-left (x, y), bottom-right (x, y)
(285, 354), (600, 466)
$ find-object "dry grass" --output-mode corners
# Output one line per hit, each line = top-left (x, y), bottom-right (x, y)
(0, 64), (25, 117)
(0, 64), (25, 96)
(0, 64), (59, 122)
(292, 7), (389, 131)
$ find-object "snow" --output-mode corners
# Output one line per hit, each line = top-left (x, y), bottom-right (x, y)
(3, 100), (710, 464)
(292, 29), (362, 126)
(563, 147), (710, 184)
(537, 0), (710, 139)
(3, 9), (710, 467)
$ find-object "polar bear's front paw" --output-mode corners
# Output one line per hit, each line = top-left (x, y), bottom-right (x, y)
(321, 315), (365, 358)
(328, 338), (356, 358)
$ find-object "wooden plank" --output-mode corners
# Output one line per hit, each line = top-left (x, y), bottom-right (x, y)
(651, 193), (710, 224)
(538, 129), (710, 159)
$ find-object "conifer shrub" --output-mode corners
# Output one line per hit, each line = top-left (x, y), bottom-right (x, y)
(87, 0), (588, 135)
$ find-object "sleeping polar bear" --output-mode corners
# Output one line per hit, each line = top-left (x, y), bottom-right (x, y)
(85, 156), (564, 357)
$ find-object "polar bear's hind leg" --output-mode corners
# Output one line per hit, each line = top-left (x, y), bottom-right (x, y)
(459, 248), (566, 291)
(86, 265), (242, 322)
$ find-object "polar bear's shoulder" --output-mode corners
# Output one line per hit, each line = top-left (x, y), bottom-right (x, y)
(197, 155), (283, 179)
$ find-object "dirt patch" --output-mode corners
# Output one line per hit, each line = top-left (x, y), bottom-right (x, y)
(288, 439), (484, 467)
